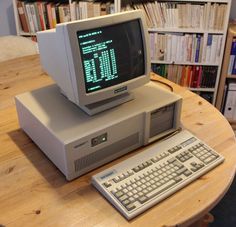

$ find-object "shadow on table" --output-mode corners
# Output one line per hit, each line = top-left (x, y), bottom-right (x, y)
(8, 128), (91, 191)
(8, 128), (68, 187)
(210, 176), (236, 227)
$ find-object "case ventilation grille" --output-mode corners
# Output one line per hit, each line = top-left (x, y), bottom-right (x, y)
(74, 132), (139, 172)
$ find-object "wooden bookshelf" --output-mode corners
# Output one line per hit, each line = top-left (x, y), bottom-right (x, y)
(216, 24), (236, 109)
(12, 0), (117, 37)
(216, 24), (236, 129)
(122, 0), (232, 105)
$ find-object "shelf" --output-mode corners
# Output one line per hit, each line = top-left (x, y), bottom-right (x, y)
(228, 120), (236, 130)
(148, 28), (224, 34)
(19, 31), (36, 36)
(216, 22), (236, 110)
(190, 88), (215, 92)
(151, 61), (219, 66)
(226, 75), (236, 79)
(171, 0), (229, 2)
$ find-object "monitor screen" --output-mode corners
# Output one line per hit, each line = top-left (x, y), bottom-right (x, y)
(77, 19), (145, 93)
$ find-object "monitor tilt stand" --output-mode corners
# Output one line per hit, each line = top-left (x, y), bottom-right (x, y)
(76, 92), (134, 116)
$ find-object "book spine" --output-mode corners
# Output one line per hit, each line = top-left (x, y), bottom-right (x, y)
(41, 3), (49, 30)
(25, 3), (35, 33)
(232, 56), (236, 75)
(52, 6), (57, 28)
(37, 2), (45, 31)
(16, 1), (29, 33)
(206, 34), (213, 63)
(228, 39), (236, 74)
(195, 35), (201, 63)
(33, 2), (42, 31)
(46, 3), (53, 28)
(30, 4), (39, 32)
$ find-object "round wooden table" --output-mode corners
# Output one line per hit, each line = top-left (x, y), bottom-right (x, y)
(0, 55), (235, 227)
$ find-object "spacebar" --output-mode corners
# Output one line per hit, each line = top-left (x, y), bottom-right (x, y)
(146, 180), (177, 200)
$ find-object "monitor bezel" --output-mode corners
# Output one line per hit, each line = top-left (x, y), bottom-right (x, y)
(63, 10), (150, 106)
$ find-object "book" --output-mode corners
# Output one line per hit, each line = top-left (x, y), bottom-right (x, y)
(29, 3), (39, 32)
(196, 66), (203, 88)
(51, 5), (57, 28)
(16, 0), (29, 33)
(180, 66), (187, 86)
(41, 2), (49, 29)
(100, 3), (107, 16)
(37, 2), (46, 31)
(55, 3), (61, 23)
(33, 2), (42, 31)
(204, 2), (211, 29)
(87, 2), (94, 18)
(70, 1), (77, 21)
(228, 38), (236, 75)
(186, 66), (193, 87)
(195, 35), (202, 63)
(171, 35), (178, 61)
(210, 35), (218, 63)
(166, 34), (172, 61)
(93, 2), (101, 17)
(59, 4), (70, 23)
(46, 2), (54, 28)
(191, 34), (197, 62)
(231, 56), (236, 75)
(25, 3), (35, 33)
(206, 34), (213, 62)
(186, 34), (192, 62)
(216, 35), (223, 62)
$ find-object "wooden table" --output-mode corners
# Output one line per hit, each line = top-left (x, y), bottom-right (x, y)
(0, 55), (236, 227)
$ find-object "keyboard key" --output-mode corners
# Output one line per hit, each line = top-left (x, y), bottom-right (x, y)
(126, 203), (136, 211)
(183, 170), (192, 176)
(138, 196), (149, 204)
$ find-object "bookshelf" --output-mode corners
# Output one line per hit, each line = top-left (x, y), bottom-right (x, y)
(13, 0), (117, 37)
(121, 0), (232, 105)
(13, 0), (232, 105)
(216, 23), (236, 128)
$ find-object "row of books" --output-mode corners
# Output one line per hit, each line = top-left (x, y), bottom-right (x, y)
(150, 33), (223, 64)
(151, 64), (217, 89)
(228, 38), (236, 75)
(17, 0), (114, 33)
(70, 1), (114, 20)
(122, 1), (227, 30)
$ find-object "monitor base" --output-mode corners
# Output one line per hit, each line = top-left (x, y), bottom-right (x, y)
(80, 92), (134, 116)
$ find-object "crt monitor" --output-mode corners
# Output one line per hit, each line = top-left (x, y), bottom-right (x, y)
(37, 10), (150, 115)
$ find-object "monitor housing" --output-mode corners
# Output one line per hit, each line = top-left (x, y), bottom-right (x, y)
(37, 10), (150, 115)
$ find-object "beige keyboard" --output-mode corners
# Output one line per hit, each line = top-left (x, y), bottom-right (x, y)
(92, 130), (224, 220)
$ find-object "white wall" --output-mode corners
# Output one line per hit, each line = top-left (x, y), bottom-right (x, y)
(0, 0), (16, 36)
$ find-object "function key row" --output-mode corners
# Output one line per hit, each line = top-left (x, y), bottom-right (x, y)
(168, 145), (181, 154)
(132, 160), (153, 173)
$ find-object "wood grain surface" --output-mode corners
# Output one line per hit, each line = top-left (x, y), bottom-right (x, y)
(0, 55), (235, 227)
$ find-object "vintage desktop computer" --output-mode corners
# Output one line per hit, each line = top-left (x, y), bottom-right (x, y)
(15, 10), (182, 180)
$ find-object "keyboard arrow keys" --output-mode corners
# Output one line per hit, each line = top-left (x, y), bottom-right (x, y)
(126, 203), (136, 211)
(138, 196), (149, 204)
